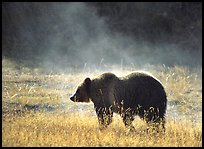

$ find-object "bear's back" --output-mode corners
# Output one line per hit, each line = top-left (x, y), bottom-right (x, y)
(115, 72), (166, 109)
(121, 72), (163, 87)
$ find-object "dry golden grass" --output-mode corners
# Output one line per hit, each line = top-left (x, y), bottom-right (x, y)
(2, 113), (202, 147)
(2, 58), (202, 147)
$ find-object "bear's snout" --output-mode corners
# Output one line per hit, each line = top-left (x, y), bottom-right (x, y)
(70, 94), (76, 102)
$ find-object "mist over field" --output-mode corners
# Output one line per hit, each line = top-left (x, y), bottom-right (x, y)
(2, 2), (202, 71)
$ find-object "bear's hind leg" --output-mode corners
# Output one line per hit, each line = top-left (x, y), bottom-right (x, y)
(145, 113), (166, 133)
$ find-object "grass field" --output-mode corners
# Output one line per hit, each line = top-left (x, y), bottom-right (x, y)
(2, 58), (202, 147)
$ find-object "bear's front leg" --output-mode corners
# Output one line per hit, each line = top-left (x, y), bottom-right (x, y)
(122, 109), (135, 131)
(95, 106), (113, 130)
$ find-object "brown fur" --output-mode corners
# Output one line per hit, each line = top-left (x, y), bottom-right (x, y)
(70, 72), (167, 131)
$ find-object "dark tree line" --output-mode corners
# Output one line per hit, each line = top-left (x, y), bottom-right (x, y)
(89, 2), (202, 50)
(2, 2), (202, 68)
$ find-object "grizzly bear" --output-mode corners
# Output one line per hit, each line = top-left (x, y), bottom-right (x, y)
(70, 72), (167, 131)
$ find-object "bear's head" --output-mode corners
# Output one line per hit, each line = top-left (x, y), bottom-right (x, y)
(70, 78), (91, 102)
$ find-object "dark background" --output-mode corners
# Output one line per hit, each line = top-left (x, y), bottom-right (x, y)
(2, 2), (202, 70)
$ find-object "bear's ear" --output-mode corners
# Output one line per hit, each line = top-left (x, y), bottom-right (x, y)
(84, 77), (91, 87)
(84, 78), (91, 94)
